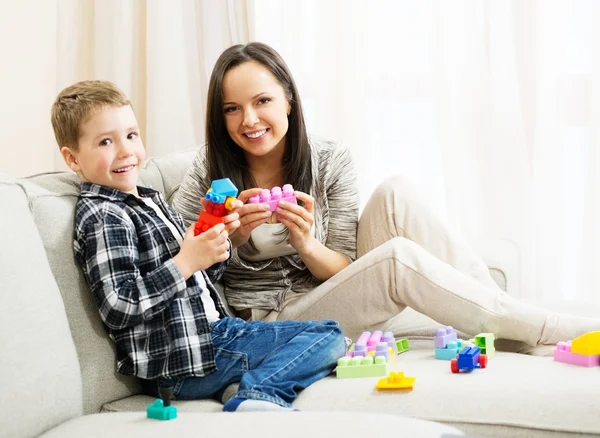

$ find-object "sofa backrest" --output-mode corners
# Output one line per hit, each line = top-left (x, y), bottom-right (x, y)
(14, 148), (198, 415)
(0, 178), (83, 438)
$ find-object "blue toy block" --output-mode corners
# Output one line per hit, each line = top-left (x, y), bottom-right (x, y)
(435, 339), (464, 360)
(147, 399), (177, 420)
(210, 178), (238, 198)
(451, 346), (488, 373)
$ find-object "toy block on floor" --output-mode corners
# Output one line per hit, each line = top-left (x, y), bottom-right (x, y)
(147, 387), (177, 420)
(376, 371), (416, 390)
(336, 355), (388, 379)
(435, 326), (457, 348)
(571, 331), (600, 356)
(474, 333), (496, 358)
(554, 341), (600, 367)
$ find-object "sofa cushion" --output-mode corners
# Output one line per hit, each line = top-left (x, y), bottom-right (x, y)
(293, 342), (600, 437)
(0, 179), (83, 438)
(39, 412), (464, 438)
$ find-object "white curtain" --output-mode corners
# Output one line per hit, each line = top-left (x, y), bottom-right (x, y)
(252, 0), (600, 309)
(54, 0), (253, 170)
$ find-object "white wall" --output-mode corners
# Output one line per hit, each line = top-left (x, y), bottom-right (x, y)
(0, 1), (62, 177)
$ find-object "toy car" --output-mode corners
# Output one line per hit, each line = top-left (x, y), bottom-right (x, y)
(450, 345), (487, 373)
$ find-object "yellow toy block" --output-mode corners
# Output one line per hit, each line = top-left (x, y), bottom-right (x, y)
(571, 331), (600, 356)
(376, 371), (416, 390)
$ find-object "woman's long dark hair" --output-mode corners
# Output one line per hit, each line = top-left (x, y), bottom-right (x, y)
(205, 42), (312, 195)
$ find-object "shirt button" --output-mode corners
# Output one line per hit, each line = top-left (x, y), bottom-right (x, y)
(167, 236), (175, 243)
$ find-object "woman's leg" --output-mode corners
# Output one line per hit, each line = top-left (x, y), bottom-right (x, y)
(277, 238), (600, 346)
(357, 176), (501, 291)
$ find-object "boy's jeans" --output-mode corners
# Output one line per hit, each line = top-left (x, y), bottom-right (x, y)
(144, 317), (345, 408)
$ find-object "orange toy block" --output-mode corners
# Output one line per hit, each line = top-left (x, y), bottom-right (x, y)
(376, 371), (416, 390)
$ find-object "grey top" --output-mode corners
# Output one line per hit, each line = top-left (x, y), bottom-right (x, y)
(173, 136), (359, 311)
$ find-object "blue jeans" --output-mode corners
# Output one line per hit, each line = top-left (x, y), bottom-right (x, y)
(143, 317), (345, 407)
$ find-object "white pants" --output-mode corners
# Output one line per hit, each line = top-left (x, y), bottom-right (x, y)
(254, 176), (599, 346)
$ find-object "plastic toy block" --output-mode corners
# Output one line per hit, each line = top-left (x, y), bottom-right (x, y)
(147, 387), (177, 420)
(554, 341), (600, 367)
(336, 355), (388, 379)
(205, 178), (238, 203)
(473, 333), (496, 358)
(435, 326), (457, 348)
(376, 371), (416, 390)
(396, 338), (410, 354)
(382, 332), (398, 354)
(435, 339), (464, 360)
(451, 346), (487, 373)
(570, 331), (600, 356)
(194, 211), (225, 235)
(247, 184), (297, 211)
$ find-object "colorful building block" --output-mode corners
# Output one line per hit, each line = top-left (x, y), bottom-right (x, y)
(451, 346), (487, 373)
(336, 355), (388, 379)
(147, 387), (177, 420)
(571, 331), (600, 356)
(473, 333), (496, 358)
(435, 339), (464, 360)
(194, 178), (239, 236)
(247, 184), (297, 211)
(554, 341), (600, 367)
(435, 326), (457, 348)
(376, 371), (416, 390)
(395, 338), (410, 354)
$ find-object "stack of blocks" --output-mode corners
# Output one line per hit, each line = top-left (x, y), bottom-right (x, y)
(554, 331), (600, 367)
(194, 178), (239, 235)
(434, 326), (495, 360)
(247, 184), (297, 211)
(337, 330), (410, 379)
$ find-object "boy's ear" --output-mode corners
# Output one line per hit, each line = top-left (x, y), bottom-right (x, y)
(60, 147), (81, 172)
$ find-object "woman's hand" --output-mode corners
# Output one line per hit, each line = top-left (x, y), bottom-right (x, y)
(276, 191), (318, 255)
(228, 188), (272, 248)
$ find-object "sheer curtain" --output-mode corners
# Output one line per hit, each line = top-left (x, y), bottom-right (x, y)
(54, 0), (253, 170)
(252, 0), (600, 309)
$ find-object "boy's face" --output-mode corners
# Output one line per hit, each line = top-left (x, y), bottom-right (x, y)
(61, 105), (145, 196)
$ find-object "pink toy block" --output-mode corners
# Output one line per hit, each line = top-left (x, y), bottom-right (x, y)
(435, 326), (458, 349)
(248, 184), (297, 211)
(554, 341), (600, 367)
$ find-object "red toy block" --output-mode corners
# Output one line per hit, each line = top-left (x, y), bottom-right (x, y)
(194, 211), (224, 235)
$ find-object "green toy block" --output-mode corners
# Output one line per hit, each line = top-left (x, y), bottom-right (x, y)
(396, 338), (410, 354)
(147, 399), (177, 420)
(474, 333), (496, 358)
(336, 355), (388, 379)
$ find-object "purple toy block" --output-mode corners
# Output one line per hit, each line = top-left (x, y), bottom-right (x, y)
(382, 331), (398, 354)
(435, 326), (458, 349)
(248, 184), (297, 211)
(554, 341), (600, 367)
(375, 342), (391, 362)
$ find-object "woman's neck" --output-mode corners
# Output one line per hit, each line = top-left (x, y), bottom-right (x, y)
(245, 145), (286, 189)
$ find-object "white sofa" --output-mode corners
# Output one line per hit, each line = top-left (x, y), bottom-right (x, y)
(1, 149), (598, 438)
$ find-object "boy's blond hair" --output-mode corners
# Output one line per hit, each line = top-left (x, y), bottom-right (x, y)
(51, 80), (131, 151)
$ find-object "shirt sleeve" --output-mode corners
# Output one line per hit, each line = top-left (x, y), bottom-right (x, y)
(324, 143), (359, 261)
(75, 213), (188, 331)
(172, 147), (211, 227)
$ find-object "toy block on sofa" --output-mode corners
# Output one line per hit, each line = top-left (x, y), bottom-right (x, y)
(396, 338), (410, 354)
(554, 341), (600, 367)
(376, 371), (416, 390)
(247, 184), (297, 211)
(570, 331), (600, 356)
(435, 326), (457, 348)
(474, 333), (496, 358)
(195, 178), (239, 236)
(147, 387), (177, 420)
(336, 355), (388, 379)
(435, 339), (464, 360)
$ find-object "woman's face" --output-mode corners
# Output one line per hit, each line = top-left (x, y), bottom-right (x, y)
(222, 61), (291, 161)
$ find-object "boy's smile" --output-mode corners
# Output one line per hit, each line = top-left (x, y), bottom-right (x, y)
(62, 105), (145, 196)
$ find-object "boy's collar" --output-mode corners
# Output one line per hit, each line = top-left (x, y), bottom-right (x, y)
(80, 182), (158, 201)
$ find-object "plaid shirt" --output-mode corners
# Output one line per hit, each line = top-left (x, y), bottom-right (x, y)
(73, 183), (232, 380)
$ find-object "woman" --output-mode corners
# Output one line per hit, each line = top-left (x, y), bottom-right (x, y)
(173, 42), (599, 346)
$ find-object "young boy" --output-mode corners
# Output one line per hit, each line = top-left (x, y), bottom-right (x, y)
(51, 80), (345, 411)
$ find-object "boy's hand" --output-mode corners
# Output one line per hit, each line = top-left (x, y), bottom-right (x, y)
(200, 197), (243, 234)
(228, 188), (272, 248)
(174, 223), (230, 279)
